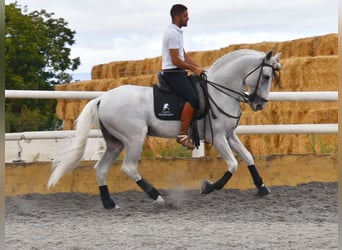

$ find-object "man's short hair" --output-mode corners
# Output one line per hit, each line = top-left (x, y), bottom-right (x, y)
(170, 4), (187, 19)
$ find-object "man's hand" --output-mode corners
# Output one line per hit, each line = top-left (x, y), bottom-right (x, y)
(191, 65), (205, 76)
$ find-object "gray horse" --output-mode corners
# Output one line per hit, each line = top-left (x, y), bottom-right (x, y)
(48, 49), (282, 209)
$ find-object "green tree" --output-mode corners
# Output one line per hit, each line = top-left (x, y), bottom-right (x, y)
(5, 2), (80, 132)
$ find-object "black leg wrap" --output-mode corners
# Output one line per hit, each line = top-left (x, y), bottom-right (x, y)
(248, 165), (263, 188)
(136, 178), (160, 200)
(248, 165), (271, 196)
(201, 171), (232, 195)
(213, 171), (232, 190)
(99, 185), (116, 209)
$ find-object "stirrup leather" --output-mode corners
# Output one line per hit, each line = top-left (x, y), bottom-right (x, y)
(176, 135), (195, 150)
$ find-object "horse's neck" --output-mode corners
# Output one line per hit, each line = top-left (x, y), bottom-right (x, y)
(205, 65), (244, 117)
(207, 64), (244, 94)
(208, 54), (260, 92)
(205, 53), (261, 117)
(208, 71), (242, 92)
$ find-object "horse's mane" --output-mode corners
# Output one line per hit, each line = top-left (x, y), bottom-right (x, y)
(209, 49), (264, 70)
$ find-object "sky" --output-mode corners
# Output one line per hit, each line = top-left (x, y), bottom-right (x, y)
(6, 0), (338, 80)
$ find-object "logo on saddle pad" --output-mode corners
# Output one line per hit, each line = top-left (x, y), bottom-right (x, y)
(162, 103), (170, 111)
(158, 103), (174, 117)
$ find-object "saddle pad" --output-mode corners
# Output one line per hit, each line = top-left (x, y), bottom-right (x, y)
(153, 84), (183, 120)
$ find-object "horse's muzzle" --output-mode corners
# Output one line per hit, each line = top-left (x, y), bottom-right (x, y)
(248, 94), (268, 111)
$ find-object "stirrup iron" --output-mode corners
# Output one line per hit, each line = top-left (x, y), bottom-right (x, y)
(176, 135), (195, 150)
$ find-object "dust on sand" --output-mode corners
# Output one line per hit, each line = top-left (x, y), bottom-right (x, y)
(6, 182), (337, 250)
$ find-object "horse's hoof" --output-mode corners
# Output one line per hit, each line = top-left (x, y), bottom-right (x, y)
(102, 199), (118, 209)
(153, 195), (166, 208)
(257, 185), (271, 197)
(200, 179), (215, 195)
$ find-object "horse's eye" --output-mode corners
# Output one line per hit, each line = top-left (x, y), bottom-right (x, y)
(263, 75), (270, 80)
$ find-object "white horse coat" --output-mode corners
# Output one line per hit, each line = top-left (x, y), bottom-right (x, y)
(48, 49), (281, 209)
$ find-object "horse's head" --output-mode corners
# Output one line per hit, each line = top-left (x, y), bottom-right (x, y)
(244, 50), (282, 111)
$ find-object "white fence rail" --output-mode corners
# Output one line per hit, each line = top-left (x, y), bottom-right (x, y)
(5, 90), (338, 162)
(5, 90), (338, 101)
(4, 124), (338, 142)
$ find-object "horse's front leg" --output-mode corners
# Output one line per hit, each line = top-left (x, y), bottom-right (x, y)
(227, 132), (271, 196)
(201, 135), (237, 194)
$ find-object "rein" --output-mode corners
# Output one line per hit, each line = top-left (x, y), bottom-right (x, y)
(189, 52), (281, 147)
(200, 59), (280, 120)
(195, 59), (280, 146)
(206, 78), (249, 103)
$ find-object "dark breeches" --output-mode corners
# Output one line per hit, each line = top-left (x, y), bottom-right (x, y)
(162, 70), (199, 110)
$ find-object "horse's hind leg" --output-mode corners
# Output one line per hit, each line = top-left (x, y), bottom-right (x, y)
(95, 125), (124, 209)
(121, 128), (165, 206)
(227, 132), (271, 196)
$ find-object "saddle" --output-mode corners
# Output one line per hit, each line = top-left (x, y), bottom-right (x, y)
(153, 71), (209, 121)
(153, 72), (210, 148)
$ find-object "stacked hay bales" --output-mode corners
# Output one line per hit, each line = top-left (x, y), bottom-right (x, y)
(55, 33), (337, 156)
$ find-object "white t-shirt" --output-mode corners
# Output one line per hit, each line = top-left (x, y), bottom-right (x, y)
(162, 24), (184, 70)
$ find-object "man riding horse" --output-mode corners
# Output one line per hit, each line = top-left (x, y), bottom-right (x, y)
(161, 4), (205, 150)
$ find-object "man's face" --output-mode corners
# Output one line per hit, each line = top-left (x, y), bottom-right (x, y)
(178, 10), (189, 27)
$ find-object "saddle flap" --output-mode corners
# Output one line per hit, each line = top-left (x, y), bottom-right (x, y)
(188, 75), (209, 120)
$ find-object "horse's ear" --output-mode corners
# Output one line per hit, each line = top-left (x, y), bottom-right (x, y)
(265, 50), (273, 60)
(274, 52), (282, 61)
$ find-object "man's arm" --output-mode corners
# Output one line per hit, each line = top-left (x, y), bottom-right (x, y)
(169, 48), (204, 76)
(184, 50), (199, 67)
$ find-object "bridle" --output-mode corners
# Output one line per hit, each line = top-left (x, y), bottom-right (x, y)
(201, 57), (281, 120)
(242, 58), (278, 103)
(192, 54), (281, 147)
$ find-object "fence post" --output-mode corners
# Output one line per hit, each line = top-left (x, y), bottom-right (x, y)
(192, 140), (205, 157)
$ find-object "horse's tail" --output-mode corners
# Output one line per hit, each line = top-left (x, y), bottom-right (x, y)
(47, 97), (100, 188)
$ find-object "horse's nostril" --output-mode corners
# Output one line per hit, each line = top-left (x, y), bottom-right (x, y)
(256, 104), (263, 111)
